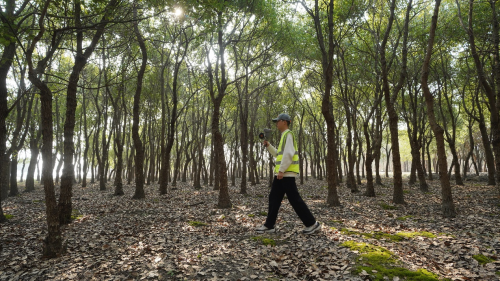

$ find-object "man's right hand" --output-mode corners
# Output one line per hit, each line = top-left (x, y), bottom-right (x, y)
(263, 140), (269, 147)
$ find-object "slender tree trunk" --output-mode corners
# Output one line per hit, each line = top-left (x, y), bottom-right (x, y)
(112, 75), (125, 195)
(421, 0), (456, 217)
(25, 0), (65, 255)
(374, 118), (383, 185)
(364, 122), (376, 197)
(380, 0), (411, 204)
(239, 94), (249, 194)
(26, 126), (41, 192)
(299, 109), (305, 185)
(356, 131), (363, 185)
(209, 142), (214, 187)
(212, 97), (231, 207)
(9, 155), (18, 196)
(0, 0), (19, 221)
(194, 101), (208, 190)
(132, 3), (146, 199)
(345, 106), (357, 192)
(475, 105), (496, 184)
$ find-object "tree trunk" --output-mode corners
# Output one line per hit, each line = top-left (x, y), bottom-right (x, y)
(344, 105), (357, 192)
(9, 156), (18, 196)
(112, 70), (126, 196)
(194, 101), (208, 190)
(364, 121), (376, 197)
(25, 0), (65, 255)
(380, 0), (410, 205)
(132, 3), (146, 199)
(0, 0), (19, 221)
(26, 125), (41, 192)
(356, 131), (363, 185)
(212, 97), (231, 208)
(421, 0), (456, 218)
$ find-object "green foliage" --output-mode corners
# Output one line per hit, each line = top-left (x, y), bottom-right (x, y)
(341, 241), (394, 256)
(341, 228), (359, 236)
(339, 228), (440, 242)
(251, 236), (276, 247)
(396, 215), (413, 221)
(472, 254), (495, 265)
(165, 270), (176, 276)
(342, 241), (443, 280)
(341, 229), (404, 242)
(248, 214), (255, 217)
(366, 232), (405, 242)
(188, 221), (207, 227)
(71, 210), (83, 220)
(396, 232), (436, 239)
(259, 211), (267, 216)
(4, 214), (14, 220)
(354, 266), (441, 281)
(380, 203), (397, 210)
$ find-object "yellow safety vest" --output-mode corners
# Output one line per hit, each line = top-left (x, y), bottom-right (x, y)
(275, 130), (300, 174)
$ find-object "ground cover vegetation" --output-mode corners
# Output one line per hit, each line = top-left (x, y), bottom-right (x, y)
(1, 0), (500, 279)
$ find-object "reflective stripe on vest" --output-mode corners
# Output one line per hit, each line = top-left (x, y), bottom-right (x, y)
(274, 130), (300, 174)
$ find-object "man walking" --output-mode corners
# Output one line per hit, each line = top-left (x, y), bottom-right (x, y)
(255, 113), (320, 234)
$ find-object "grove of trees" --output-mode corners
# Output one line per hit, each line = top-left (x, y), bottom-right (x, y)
(1, 0), (500, 258)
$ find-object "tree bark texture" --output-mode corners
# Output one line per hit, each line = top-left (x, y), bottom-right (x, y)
(421, 0), (456, 218)
(132, 2), (147, 199)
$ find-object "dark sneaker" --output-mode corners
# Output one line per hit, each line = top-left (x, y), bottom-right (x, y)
(302, 222), (321, 234)
(255, 225), (276, 233)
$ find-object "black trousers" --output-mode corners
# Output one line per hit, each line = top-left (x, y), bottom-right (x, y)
(264, 176), (316, 228)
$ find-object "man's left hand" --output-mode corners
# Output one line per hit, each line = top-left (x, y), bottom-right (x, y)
(277, 171), (284, 180)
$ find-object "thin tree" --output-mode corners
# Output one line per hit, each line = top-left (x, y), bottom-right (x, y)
(421, 0), (456, 218)
(132, 1), (147, 199)
(300, 0), (341, 206)
(26, 0), (65, 257)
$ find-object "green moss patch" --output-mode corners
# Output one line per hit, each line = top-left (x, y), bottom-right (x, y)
(341, 228), (359, 236)
(354, 266), (441, 281)
(396, 215), (413, 221)
(188, 221), (207, 227)
(4, 214), (13, 219)
(259, 211), (268, 216)
(71, 209), (83, 220)
(341, 241), (393, 255)
(251, 236), (276, 247)
(365, 232), (405, 242)
(396, 231), (436, 239)
(473, 254), (496, 265)
(380, 203), (397, 210)
(340, 229), (405, 242)
(342, 241), (443, 281)
(248, 214), (255, 217)
(341, 228), (438, 242)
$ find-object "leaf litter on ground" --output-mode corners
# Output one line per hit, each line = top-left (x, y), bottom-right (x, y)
(0, 176), (499, 280)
